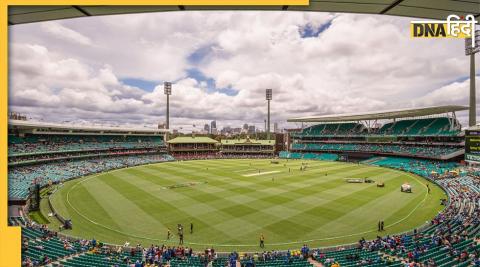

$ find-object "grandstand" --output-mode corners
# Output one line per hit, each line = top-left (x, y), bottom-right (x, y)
(167, 136), (219, 159)
(290, 117), (461, 138)
(286, 106), (466, 161)
(220, 137), (275, 158)
(8, 120), (170, 202)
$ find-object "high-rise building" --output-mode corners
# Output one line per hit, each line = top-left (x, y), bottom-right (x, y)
(210, 120), (217, 135)
(248, 125), (256, 134)
(273, 122), (278, 133)
(204, 124), (210, 133)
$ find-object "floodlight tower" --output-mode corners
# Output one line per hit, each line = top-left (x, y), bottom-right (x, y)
(266, 89), (272, 139)
(466, 29), (480, 127)
(164, 82), (172, 130)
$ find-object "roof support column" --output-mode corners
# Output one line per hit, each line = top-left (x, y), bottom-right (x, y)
(469, 53), (476, 127)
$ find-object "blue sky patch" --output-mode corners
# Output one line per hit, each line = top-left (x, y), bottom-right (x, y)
(440, 74), (479, 88)
(188, 44), (214, 64)
(300, 20), (332, 38)
(186, 68), (238, 96)
(186, 68), (216, 89)
(121, 78), (159, 92)
(217, 86), (238, 96)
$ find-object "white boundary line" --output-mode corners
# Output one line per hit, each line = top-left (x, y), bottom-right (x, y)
(60, 161), (436, 247)
(66, 167), (175, 243)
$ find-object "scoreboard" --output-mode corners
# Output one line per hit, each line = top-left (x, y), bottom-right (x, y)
(465, 130), (480, 163)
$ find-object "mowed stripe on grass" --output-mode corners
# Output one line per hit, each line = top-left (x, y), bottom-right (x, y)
(50, 159), (444, 251)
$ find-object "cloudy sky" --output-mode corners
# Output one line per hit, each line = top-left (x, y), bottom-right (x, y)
(8, 11), (480, 131)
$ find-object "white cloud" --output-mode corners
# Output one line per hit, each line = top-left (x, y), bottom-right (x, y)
(413, 77), (479, 107)
(41, 22), (92, 46)
(8, 12), (480, 131)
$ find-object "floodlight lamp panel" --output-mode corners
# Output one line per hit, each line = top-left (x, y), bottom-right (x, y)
(465, 30), (480, 55)
(266, 89), (273, 100)
(164, 82), (172, 95)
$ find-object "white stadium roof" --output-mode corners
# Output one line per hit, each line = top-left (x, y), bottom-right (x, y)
(287, 105), (469, 123)
(9, 119), (167, 134)
(8, 1), (480, 25)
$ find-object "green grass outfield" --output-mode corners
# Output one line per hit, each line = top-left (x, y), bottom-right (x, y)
(48, 159), (446, 251)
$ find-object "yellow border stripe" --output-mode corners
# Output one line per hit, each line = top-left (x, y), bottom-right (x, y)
(8, 0), (309, 5)
(1, 2), (21, 266)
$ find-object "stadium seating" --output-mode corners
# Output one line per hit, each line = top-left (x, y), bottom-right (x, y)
(61, 251), (144, 267)
(21, 226), (83, 266)
(314, 247), (396, 267)
(24, 242), (317, 267)
(370, 157), (459, 178)
(377, 117), (460, 136)
(57, 250), (315, 267)
(293, 117), (460, 137)
(290, 143), (461, 158)
(8, 154), (174, 199)
(8, 134), (164, 155)
(292, 123), (365, 137)
(170, 256), (314, 267)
